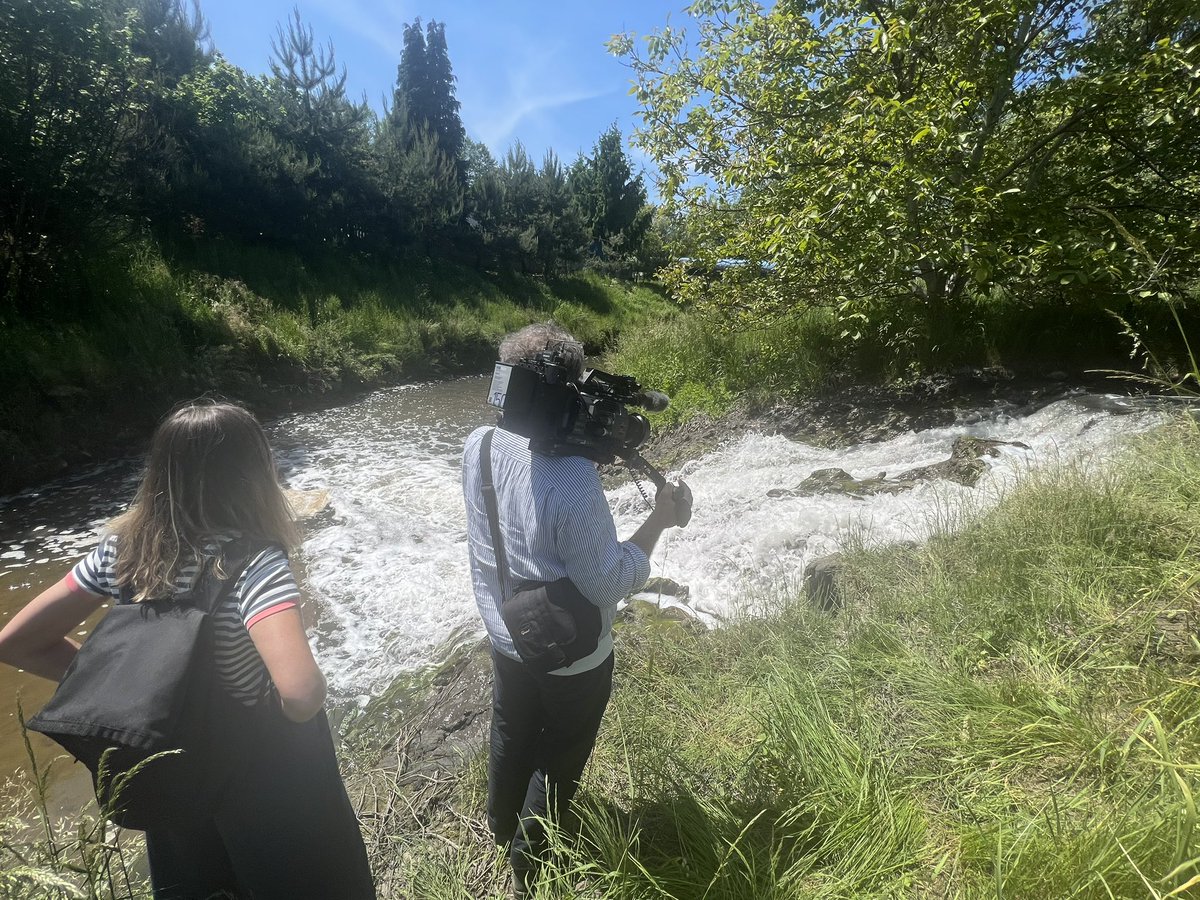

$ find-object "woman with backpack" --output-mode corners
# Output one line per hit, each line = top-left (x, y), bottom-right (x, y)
(0, 399), (375, 899)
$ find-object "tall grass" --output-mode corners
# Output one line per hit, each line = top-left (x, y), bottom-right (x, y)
(373, 418), (1200, 898)
(605, 285), (1200, 429)
(605, 309), (845, 426)
(0, 705), (148, 899)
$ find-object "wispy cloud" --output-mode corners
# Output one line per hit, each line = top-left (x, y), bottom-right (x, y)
(463, 36), (615, 152)
(472, 86), (612, 152)
(295, 1), (619, 152)
(306, 0), (409, 60)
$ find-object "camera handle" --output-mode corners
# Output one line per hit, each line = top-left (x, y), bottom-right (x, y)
(622, 453), (692, 527)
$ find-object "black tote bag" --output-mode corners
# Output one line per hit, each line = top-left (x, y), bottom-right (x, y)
(28, 545), (255, 829)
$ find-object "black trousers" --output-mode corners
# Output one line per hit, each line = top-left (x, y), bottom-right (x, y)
(144, 709), (375, 900)
(488, 649), (614, 883)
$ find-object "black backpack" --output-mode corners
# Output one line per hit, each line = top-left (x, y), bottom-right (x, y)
(28, 542), (258, 830)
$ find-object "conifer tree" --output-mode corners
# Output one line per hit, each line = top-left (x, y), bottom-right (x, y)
(375, 91), (462, 245)
(423, 22), (466, 174)
(269, 8), (371, 245)
(570, 124), (651, 255)
(394, 20), (427, 130)
(394, 19), (466, 184)
(381, 22), (464, 243)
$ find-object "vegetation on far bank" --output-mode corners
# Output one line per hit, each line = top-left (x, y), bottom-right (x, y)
(0, 239), (674, 494)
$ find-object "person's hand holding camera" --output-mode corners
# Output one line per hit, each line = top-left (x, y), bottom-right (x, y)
(630, 479), (692, 558)
(650, 480), (692, 529)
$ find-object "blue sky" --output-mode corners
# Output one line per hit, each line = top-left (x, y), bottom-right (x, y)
(201, 0), (685, 171)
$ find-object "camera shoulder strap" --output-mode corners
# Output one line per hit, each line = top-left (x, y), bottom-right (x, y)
(479, 427), (511, 602)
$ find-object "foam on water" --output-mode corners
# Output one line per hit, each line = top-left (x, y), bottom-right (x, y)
(277, 380), (491, 695)
(279, 383), (1167, 698)
(611, 395), (1163, 622)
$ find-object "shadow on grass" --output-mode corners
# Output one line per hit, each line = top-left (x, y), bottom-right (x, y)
(548, 275), (618, 314)
(571, 791), (817, 897)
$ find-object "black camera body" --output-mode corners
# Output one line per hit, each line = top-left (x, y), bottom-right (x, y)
(487, 347), (668, 463)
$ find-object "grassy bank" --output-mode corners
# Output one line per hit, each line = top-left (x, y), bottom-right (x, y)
(0, 240), (673, 494)
(606, 295), (1200, 428)
(364, 418), (1200, 898)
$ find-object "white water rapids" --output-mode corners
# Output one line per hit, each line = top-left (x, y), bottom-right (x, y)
(273, 378), (1168, 701)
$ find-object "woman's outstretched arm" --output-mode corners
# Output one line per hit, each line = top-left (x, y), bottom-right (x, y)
(0, 577), (102, 680)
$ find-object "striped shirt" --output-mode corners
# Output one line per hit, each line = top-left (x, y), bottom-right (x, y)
(462, 425), (650, 675)
(69, 534), (300, 705)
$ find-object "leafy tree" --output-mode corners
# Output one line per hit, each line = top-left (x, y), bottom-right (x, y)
(635, 208), (678, 277)
(124, 0), (213, 230)
(131, 0), (210, 84)
(614, 0), (1200, 341)
(169, 55), (315, 246)
(0, 0), (145, 311)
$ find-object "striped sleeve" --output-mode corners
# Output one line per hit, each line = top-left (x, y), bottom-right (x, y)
(68, 535), (121, 599)
(233, 546), (300, 628)
(553, 460), (651, 608)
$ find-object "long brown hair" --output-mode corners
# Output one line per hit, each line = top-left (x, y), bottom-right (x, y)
(112, 399), (299, 600)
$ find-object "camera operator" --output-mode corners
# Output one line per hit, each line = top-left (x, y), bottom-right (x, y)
(461, 322), (690, 896)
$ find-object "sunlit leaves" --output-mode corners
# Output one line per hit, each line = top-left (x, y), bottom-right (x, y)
(615, 0), (1200, 343)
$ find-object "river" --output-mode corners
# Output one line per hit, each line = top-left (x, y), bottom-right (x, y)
(0, 376), (1169, 808)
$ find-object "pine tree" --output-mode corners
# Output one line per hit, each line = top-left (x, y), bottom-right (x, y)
(132, 0), (210, 86)
(393, 19), (466, 184)
(423, 22), (466, 176)
(380, 25), (464, 244)
(374, 94), (462, 246)
(534, 150), (587, 274)
(270, 8), (362, 149)
(394, 20), (427, 130)
(124, 0), (213, 229)
(269, 8), (372, 246)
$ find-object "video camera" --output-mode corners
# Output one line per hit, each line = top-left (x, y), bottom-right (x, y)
(486, 343), (692, 526)
(487, 344), (670, 465)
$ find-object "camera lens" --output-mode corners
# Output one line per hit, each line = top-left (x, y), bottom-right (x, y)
(623, 414), (650, 450)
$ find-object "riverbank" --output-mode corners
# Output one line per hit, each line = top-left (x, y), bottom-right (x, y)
(0, 239), (674, 495)
(341, 415), (1200, 898)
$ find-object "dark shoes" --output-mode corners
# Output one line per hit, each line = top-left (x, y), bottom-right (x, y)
(511, 868), (531, 899)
